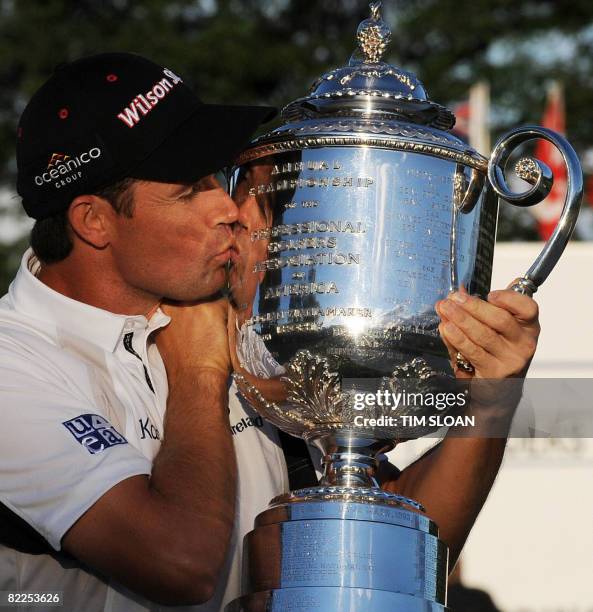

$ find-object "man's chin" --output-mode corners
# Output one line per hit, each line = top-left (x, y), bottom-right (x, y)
(164, 274), (227, 303)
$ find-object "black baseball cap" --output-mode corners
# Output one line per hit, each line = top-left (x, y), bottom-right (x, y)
(16, 52), (276, 219)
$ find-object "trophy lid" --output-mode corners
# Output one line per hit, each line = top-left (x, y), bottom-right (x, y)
(282, 2), (455, 131)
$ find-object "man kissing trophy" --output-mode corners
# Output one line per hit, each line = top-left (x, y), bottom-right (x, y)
(226, 3), (582, 610)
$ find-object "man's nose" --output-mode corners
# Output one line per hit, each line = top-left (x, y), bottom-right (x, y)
(236, 203), (250, 230)
(215, 190), (239, 226)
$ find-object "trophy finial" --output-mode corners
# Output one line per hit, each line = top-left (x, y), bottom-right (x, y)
(357, 1), (392, 63)
(280, 0), (455, 130)
(369, 1), (382, 20)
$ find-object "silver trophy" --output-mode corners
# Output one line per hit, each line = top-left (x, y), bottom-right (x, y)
(226, 3), (582, 610)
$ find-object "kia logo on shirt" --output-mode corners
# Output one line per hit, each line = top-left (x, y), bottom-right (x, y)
(63, 413), (127, 454)
(138, 417), (160, 440)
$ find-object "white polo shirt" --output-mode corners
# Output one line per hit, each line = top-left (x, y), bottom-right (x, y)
(0, 249), (288, 612)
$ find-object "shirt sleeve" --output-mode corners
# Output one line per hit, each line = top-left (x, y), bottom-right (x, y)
(0, 339), (152, 551)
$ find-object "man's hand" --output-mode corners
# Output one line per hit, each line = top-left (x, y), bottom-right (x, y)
(227, 305), (287, 403)
(157, 297), (231, 379)
(436, 284), (540, 380)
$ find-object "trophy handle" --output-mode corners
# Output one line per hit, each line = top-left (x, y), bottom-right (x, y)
(487, 126), (583, 296)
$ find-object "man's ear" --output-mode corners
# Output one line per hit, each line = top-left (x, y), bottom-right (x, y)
(67, 194), (115, 248)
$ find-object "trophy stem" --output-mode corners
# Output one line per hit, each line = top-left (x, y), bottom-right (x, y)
(307, 431), (394, 489)
(320, 451), (379, 487)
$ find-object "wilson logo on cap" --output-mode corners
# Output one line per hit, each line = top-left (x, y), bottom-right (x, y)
(116, 68), (183, 129)
(34, 147), (102, 189)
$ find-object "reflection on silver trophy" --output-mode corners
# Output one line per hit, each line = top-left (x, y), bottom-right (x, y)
(226, 2), (582, 610)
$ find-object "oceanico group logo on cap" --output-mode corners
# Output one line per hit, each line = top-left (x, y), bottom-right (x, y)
(34, 147), (102, 189)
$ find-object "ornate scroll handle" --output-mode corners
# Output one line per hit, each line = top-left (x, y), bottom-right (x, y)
(487, 126), (583, 296)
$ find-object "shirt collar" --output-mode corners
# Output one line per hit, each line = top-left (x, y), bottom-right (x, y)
(9, 248), (171, 353)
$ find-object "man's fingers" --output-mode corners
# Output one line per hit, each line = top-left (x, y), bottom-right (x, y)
(438, 322), (458, 362)
(435, 285), (540, 379)
(441, 291), (522, 340)
(437, 299), (507, 357)
(438, 323), (473, 379)
(488, 286), (540, 323)
(439, 320), (492, 370)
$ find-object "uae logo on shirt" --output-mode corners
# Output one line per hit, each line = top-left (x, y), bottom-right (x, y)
(63, 413), (128, 454)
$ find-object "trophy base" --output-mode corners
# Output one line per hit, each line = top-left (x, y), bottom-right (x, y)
(228, 489), (449, 611)
(226, 586), (448, 611)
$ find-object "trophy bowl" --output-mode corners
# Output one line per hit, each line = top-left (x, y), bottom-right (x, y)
(226, 3), (582, 610)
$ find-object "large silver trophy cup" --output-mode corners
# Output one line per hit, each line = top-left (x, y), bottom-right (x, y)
(226, 3), (582, 610)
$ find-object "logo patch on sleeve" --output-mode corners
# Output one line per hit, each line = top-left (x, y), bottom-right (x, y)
(62, 414), (127, 454)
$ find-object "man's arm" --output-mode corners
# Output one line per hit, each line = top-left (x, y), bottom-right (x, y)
(381, 287), (540, 570)
(63, 299), (236, 605)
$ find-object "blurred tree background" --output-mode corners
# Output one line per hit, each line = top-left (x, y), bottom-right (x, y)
(1, 0), (592, 291)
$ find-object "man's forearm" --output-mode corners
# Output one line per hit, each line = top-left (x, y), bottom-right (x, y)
(382, 379), (520, 570)
(150, 369), (236, 578)
(388, 434), (507, 570)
